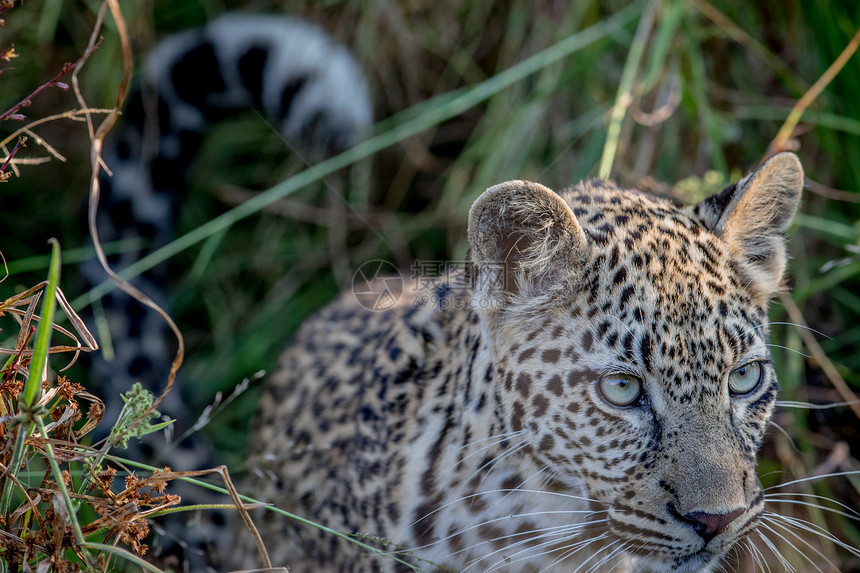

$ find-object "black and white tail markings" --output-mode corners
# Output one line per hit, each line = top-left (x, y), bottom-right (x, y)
(85, 13), (372, 447)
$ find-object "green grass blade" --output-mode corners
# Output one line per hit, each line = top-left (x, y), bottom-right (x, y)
(83, 542), (166, 573)
(792, 213), (859, 243)
(22, 239), (61, 406)
(599, 0), (660, 179)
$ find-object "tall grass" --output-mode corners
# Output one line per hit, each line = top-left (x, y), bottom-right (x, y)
(0, 0), (858, 570)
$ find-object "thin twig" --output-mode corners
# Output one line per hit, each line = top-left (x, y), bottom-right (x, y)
(0, 135), (25, 180)
(0, 38), (104, 122)
(0, 281), (98, 369)
(217, 465), (274, 570)
(804, 177), (860, 204)
(73, 0), (186, 418)
(0, 156), (51, 167)
(0, 108), (113, 149)
(0, 249), (8, 284)
(22, 127), (65, 161)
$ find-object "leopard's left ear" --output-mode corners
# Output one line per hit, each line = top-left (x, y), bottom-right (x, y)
(467, 180), (589, 320)
(696, 152), (803, 299)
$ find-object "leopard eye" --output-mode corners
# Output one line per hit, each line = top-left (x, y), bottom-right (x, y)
(729, 361), (763, 395)
(598, 374), (643, 407)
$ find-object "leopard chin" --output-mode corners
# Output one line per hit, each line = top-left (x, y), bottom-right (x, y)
(629, 552), (719, 573)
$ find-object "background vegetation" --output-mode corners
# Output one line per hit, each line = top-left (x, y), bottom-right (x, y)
(0, 0), (858, 570)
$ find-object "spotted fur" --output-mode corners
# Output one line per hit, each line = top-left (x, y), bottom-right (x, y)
(235, 153), (804, 572)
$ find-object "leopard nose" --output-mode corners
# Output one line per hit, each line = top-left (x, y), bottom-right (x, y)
(668, 504), (745, 544)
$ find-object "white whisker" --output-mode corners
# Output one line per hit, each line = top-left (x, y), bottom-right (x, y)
(764, 511), (860, 560)
(404, 505), (606, 557)
(764, 322), (832, 339)
(759, 469), (787, 482)
(608, 314), (636, 338)
(753, 539), (774, 573)
(604, 544), (634, 573)
(440, 430), (526, 478)
(724, 542), (740, 573)
(571, 537), (621, 573)
(765, 492), (860, 521)
(476, 487), (601, 505)
(460, 430), (527, 450)
(412, 486), (601, 529)
(760, 513), (838, 572)
(581, 540), (628, 573)
(753, 526), (795, 572)
(744, 535), (772, 573)
(475, 522), (608, 572)
(775, 399), (860, 410)
(488, 532), (610, 573)
(466, 439), (530, 493)
(767, 343), (810, 358)
(458, 518), (607, 564)
(765, 470), (860, 491)
(412, 438), (530, 527)
(471, 466), (550, 526)
(757, 521), (803, 573)
(767, 419), (801, 453)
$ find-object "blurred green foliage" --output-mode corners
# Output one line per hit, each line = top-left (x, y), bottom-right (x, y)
(0, 0), (858, 568)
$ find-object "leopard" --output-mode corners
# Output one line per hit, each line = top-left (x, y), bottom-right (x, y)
(231, 151), (806, 572)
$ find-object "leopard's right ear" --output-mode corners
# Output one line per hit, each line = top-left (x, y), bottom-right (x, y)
(467, 180), (589, 317)
(695, 152), (803, 301)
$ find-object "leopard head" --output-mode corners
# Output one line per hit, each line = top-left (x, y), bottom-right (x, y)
(466, 153), (803, 571)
